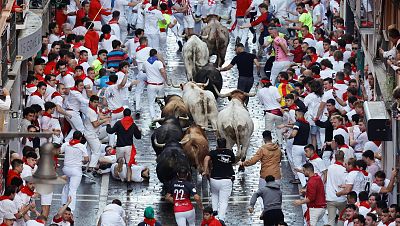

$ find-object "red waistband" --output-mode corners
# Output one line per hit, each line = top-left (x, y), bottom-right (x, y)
(264, 109), (283, 116)
(112, 107), (124, 114)
(160, 28), (166, 32)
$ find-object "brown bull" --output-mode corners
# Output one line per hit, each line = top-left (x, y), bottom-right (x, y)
(181, 124), (209, 174)
(157, 95), (192, 128)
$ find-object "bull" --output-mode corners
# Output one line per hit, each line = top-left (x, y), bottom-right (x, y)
(151, 116), (184, 156)
(193, 63), (223, 99)
(171, 81), (218, 130)
(182, 35), (209, 81)
(201, 14), (229, 68)
(158, 94), (192, 128)
(156, 142), (191, 194)
(214, 87), (255, 166)
(181, 124), (210, 175)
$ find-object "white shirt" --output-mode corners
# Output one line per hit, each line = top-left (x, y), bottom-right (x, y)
(60, 73), (75, 89)
(257, 86), (281, 110)
(27, 94), (45, 109)
(105, 84), (126, 110)
(84, 107), (100, 134)
(113, 0), (129, 17)
(0, 96), (11, 110)
(0, 199), (18, 223)
(358, 204), (371, 217)
(100, 35), (119, 53)
(111, 164), (145, 182)
(353, 130), (368, 154)
(100, 204), (126, 226)
(326, 163), (347, 202)
(309, 157), (327, 178)
(370, 178), (390, 194)
(144, 8), (164, 34)
(345, 170), (371, 196)
(65, 90), (89, 112)
(44, 85), (56, 102)
(21, 163), (37, 180)
(322, 89), (342, 110)
(304, 92), (322, 125)
(124, 38), (139, 59)
(136, 47), (152, 70)
(83, 77), (95, 99)
(334, 83), (348, 100)
(61, 142), (88, 168)
(332, 60), (345, 72)
(109, 23), (121, 40)
(51, 94), (64, 118)
(49, 34), (60, 44)
(72, 26), (87, 36)
(144, 60), (164, 83)
(333, 128), (350, 145)
(26, 220), (45, 226)
(80, 62), (91, 75)
(377, 222), (395, 226)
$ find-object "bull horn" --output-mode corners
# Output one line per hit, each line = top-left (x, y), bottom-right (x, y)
(212, 84), (231, 98)
(195, 79), (209, 87)
(201, 34), (208, 39)
(201, 126), (217, 132)
(154, 137), (166, 148)
(243, 91), (257, 97)
(178, 116), (190, 121)
(152, 117), (165, 123)
(179, 135), (191, 145)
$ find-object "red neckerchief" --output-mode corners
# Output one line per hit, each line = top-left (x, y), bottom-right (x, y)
(70, 86), (82, 93)
(297, 117), (309, 124)
(51, 91), (61, 99)
(345, 122), (352, 127)
(148, 6), (157, 11)
(339, 47), (346, 52)
(103, 33), (111, 40)
(69, 139), (81, 146)
(383, 221), (394, 226)
(143, 218), (156, 226)
(348, 168), (369, 176)
(26, 83), (36, 88)
(288, 104), (298, 110)
(78, 58), (87, 65)
(260, 79), (271, 84)
(339, 144), (349, 149)
(20, 185), (35, 197)
(311, 54), (318, 63)
(336, 80), (345, 84)
(106, 81), (116, 85)
(86, 76), (95, 83)
(75, 73), (87, 81)
(313, 74), (321, 79)
(302, 10), (308, 14)
(136, 44), (147, 52)
(0, 196), (10, 201)
(351, 65), (357, 73)
(7, 169), (21, 186)
(89, 104), (98, 114)
(309, 153), (320, 160)
(121, 116), (134, 131)
(201, 216), (218, 226)
(373, 141), (381, 147)
(359, 201), (371, 209)
(97, 57), (105, 64)
(317, 37), (324, 41)
(108, 19), (119, 24)
(280, 80), (289, 84)
(304, 33), (314, 40)
(336, 125), (348, 133)
(328, 108), (337, 116)
(43, 112), (52, 118)
(74, 42), (82, 48)
(31, 90), (43, 98)
(134, 37), (139, 43)
(335, 161), (344, 167)
(64, 68), (74, 77)
(35, 219), (45, 224)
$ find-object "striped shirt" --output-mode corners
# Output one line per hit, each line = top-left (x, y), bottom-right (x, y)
(106, 50), (131, 70)
(175, 0), (192, 16)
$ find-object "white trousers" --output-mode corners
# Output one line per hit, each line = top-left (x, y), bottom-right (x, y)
(119, 17), (128, 42)
(109, 111), (124, 147)
(174, 13), (185, 36)
(135, 71), (147, 112)
(147, 33), (160, 51)
(86, 132), (102, 168)
(270, 61), (291, 85)
(61, 167), (82, 213)
(210, 178), (232, 221)
(285, 138), (298, 179)
(308, 208), (326, 226)
(292, 145), (307, 187)
(147, 84), (165, 120)
(65, 110), (85, 141)
(264, 112), (284, 145)
(235, 18), (249, 46)
(322, 151), (332, 169)
(175, 209), (195, 226)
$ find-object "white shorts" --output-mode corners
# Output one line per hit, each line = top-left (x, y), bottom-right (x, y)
(116, 146), (132, 163)
(183, 15), (195, 29)
(40, 192), (53, 205)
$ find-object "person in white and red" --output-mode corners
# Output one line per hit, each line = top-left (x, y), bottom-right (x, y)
(57, 60), (75, 89)
(104, 62), (138, 146)
(143, 0), (166, 51)
(343, 204), (358, 226)
(332, 134), (354, 163)
(0, 213), (16, 226)
(85, 95), (110, 172)
(135, 36), (152, 117)
(165, 167), (204, 226)
(331, 115), (350, 145)
(25, 215), (47, 226)
(40, 102), (57, 134)
(106, 108), (142, 191)
(171, 0), (194, 36)
(0, 186), (33, 224)
(27, 82), (46, 109)
(358, 191), (371, 217)
(293, 163), (326, 226)
(336, 159), (371, 197)
(61, 131), (89, 213)
(143, 49), (167, 129)
(20, 151), (38, 180)
(43, 74), (57, 101)
(64, 79), (89, 141)
(13, 181), (41, 225)
(325, 151), (348, 226)
(52, 196), (74, 226)
(302, 144), (327, 182)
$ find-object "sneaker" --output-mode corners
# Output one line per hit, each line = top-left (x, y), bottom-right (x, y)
(238, 165), (245, 172)
(290, 179), (301, 184)
(252, 34), (257, 44)
(135, 111), (141, 119)
(149, 122), (156, 129)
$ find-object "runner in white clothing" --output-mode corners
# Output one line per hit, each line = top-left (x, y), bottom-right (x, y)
(135, 37), (152, 116)
(111, 158), (150, 182)
(27, 82), (46, 109)
(144, 2), (166, 50)
(98, 199), (126, 226)
(112, 0), (138, 42)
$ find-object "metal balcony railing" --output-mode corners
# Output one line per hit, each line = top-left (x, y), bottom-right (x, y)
(1, 27), (8, 86)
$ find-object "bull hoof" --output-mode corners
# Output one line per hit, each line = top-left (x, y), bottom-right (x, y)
(238, 166), (245, 172)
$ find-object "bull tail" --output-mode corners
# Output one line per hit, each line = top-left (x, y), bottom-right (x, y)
(234, 125), (241, 163)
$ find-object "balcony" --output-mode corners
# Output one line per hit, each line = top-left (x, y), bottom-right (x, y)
(0, 23), (7, 86)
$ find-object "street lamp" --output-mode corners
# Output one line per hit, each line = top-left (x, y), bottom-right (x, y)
(25, 142), (66, 194)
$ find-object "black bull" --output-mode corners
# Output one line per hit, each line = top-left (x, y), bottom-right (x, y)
(193, 64), (223, 99)
(156, 142), (191, 186)
(151, 117), (183, 156)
